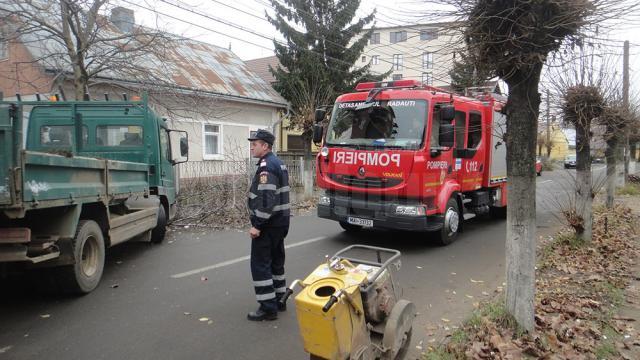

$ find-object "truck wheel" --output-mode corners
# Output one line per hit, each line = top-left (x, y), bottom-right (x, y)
(339, 221), (362, 233)
(57, 220), (105, 294)
(151, 205), (167, 244)
(434, 198), (460, 246)
(490, 206), (507, 219)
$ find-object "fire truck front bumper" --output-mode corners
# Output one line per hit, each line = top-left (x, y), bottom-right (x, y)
(317, 193), (443, 232)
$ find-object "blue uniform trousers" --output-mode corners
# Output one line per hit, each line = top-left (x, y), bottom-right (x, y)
(250, 226), (287, 313)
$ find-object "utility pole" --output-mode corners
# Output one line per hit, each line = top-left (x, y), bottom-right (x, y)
(623, 40), (630, 183)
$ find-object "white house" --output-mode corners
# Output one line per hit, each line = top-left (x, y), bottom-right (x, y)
(0, 6), (288, 179)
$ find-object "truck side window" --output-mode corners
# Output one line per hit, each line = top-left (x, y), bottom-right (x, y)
(467, 113), (482, 149)
(40, 125), (87, 147)
(430, 108), (441, 148)
(97, 125), (144, 147)
(455, 111), (466, 149)
(160, 129), (170, 161)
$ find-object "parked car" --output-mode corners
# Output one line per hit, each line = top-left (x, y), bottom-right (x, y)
(592, 157), (604, 164)
(536, 157), (542, 176)
(564, 154), (577, 168)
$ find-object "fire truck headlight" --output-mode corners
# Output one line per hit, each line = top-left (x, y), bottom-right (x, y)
(320, 147), (329, 157)
(318, 195), (331, 206)
(395, 205), (426, 216)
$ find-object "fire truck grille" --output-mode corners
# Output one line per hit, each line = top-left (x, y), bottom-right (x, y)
(329, 174), (402, 188)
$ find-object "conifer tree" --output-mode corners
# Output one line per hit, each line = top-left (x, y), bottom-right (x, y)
(267, 0), (379, 154)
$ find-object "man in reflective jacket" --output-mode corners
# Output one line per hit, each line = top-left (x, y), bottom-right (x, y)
(246, 129), (290, 321)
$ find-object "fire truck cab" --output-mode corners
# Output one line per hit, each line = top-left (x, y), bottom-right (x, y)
(314, 80), (508, 245)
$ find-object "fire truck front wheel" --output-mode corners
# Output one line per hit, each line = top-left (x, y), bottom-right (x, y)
(434, 198), (460, 246)
(339, 221), (362, 233)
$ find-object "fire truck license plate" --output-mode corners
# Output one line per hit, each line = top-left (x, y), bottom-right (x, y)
(347, 217), (373, 227)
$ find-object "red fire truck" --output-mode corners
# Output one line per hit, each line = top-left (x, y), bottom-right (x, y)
(313, 80), (508, 245)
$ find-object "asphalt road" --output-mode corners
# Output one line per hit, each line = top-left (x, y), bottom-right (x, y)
(0, 166), (605, 360)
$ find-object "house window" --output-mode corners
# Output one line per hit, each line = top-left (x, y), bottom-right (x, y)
(287, 135), (305, 151)
(372, 55), (379, 65)
(392, 74), (403, 81)
(361, 55), (366, 63)
(203, 123), (222, 159)
(0, 38), (7, 60)
(422, 52), (433, 69)
(390, 31), (407, 43)
(420, 29), (438, 41)
(392, 54), (403, 70)
(370, 32), (380, 45)
(421, 73), (432, 85)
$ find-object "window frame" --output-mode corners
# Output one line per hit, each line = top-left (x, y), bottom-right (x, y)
(420, 29), (438, 41)
(392, 74), (403, 81)
(371, 55), (379, 65)
(421, 72), (432, 85)
(390, 31), (407, 44)
(393, 54), (403, 70)
(422, 52), (433, 69)
(361, 55), (367, 63)
(0, 37), (7, 60)
(370, 32), (380, 45)
(202, 122), (224, 160)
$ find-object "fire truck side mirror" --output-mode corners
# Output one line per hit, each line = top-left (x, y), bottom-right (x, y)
(440, 105), (455, 121)
(313, 124), (324, 144)
(315, 108), (327, 123)
(439, 123), (455, 148)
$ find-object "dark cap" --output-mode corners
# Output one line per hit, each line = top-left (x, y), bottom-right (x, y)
(247, 129), (275, 146)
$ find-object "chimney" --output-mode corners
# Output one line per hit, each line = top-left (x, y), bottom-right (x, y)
(110, 7), (135, 33)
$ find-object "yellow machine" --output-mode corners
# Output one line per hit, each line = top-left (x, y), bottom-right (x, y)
(279, 245), (415, 360)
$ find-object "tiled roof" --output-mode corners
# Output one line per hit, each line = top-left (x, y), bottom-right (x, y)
(18, 18), (287, 107)
(244, 56), (281, 85)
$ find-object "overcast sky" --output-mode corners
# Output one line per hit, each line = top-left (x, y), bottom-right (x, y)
(121, 0), (639, 95)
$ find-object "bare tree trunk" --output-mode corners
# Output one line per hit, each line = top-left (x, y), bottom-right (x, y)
(575, 120), (592, 241)
(504, 68), (541, 333)
(545, 143), (552, 158)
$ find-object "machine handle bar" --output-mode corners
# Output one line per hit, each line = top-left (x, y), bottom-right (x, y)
(279, 288), (294, 306)
(332, 245), (401, 288)
(278, 279), (301, 306)
(322, 294), (339, 313)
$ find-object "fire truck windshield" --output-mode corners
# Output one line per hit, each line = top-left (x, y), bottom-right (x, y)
(325, 100), (428, 149)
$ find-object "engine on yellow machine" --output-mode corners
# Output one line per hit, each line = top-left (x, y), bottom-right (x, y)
(280, 245), (415, 360)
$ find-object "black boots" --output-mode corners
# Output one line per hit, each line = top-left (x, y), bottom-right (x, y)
(247, 308), (277, 321)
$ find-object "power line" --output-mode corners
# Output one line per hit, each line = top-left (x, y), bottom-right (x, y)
(129, 0), (389, 78)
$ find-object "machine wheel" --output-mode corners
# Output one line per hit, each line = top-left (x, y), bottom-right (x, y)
(56, 220), (105, 294)
(339, 221), (362, 233)
(381, 300), (416, 360)
(151, 204), (167, 244)
(433, 198), (459, 246)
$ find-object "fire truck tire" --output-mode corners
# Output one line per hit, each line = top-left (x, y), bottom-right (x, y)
(339, 221), (362, 233)
(434, 198), (460, 246)
(151, 204), (167, 243)
(56, 220), (105, 294)
(490, 206), (507, 219)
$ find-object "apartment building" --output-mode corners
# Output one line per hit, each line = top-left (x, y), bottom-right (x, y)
(359, 23), (460, 87)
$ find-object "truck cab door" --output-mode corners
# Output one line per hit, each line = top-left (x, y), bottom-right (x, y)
(456, 111), (485, 191)
(159, 127), (176, 204)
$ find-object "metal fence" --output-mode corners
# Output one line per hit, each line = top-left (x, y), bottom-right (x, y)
(178, 156), (316, 188)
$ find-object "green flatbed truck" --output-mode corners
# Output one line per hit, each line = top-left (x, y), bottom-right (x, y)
(0, 95), (188, 293)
